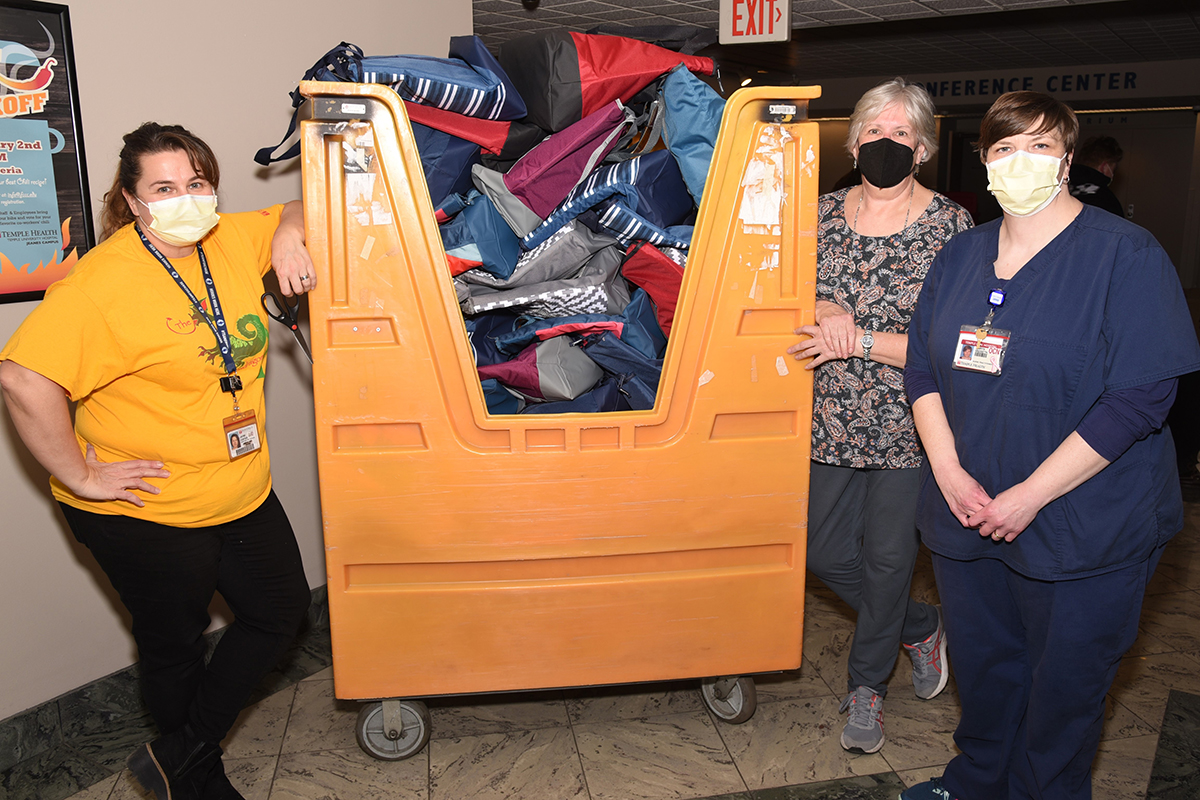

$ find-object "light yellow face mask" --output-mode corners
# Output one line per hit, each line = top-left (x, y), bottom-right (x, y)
(137, 192), (219, 246)
(985, 150), (1067, 217)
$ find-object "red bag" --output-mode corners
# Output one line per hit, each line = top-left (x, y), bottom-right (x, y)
(499, 31), (715, 132)
(619, 242), (685, 336)
(403, 102), (543, 162)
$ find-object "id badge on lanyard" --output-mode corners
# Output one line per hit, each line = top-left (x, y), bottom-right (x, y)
(224, 410), (262, 460)
(138, 227), (263, 461)
(953, 288), (1011, 376)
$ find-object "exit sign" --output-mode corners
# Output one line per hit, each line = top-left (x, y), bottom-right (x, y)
(720, 0), (791, 45)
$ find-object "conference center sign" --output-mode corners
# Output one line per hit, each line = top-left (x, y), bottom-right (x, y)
(814, 60), (1200, 111)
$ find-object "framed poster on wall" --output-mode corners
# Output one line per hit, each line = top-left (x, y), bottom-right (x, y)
(0, 0), (92, 304)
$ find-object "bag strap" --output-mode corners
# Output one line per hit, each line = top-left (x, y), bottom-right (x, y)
(602, 71), (670, 163)
(604, 98), (664, 163)
(638, 99), (666, 155)
(255, 42), (364, 166)
(620, 240), (656, 275)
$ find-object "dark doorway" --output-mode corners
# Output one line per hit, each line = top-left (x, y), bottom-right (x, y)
(947, 130), (1001, 226)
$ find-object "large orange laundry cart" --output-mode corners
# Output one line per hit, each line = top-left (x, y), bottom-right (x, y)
(299, 80), (820, 759)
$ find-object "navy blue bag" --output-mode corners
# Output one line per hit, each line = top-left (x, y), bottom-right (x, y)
(522, 149), (694, 250)
(494, 309), (657, 359)
(579, 330), (662, 410)
(412, 122), (481, 208)
(464, 312), (524, 366)
(255, 42), (365, 165)
(620, 288), (668, 358)
(480, 378), (525, 414)
(256, 38), (527, 165)
(447, 36), (527, 121)
(359, 52), (523, 121)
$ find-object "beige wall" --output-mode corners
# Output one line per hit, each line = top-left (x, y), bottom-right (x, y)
(0, 0), (472, 720)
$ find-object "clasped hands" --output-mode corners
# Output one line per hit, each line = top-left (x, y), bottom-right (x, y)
(789, 302), (1044, 542)
(933, 463), (1045, 543)
(787, 301), (861, 369)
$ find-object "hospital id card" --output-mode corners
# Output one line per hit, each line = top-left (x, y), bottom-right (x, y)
(953, 325), (1011, 376)
(223, 410), (262, 461)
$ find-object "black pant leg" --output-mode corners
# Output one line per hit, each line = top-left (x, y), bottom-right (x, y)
(60, 503), (222, 736)
(188, 491), (310, 743)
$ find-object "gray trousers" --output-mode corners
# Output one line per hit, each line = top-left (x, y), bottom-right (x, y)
(806, 461), (939, 695)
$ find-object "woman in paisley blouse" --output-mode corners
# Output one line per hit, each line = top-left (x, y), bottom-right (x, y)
(787, 78), (973, 754)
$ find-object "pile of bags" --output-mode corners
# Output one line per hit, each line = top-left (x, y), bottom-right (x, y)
(259, 31), (726, 414)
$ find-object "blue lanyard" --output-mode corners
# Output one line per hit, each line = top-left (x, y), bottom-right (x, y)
(136, 226), (237, 376)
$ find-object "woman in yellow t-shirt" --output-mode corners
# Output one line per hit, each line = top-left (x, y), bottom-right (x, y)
(0, 122), (315, 800)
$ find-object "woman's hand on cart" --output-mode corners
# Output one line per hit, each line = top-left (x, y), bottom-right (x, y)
(272, 200), (315, 297)
(789, 324), (840, 369)
(813, 300), (858, 359)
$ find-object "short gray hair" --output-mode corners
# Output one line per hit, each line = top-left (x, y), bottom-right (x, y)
(845, 77), (938, 162)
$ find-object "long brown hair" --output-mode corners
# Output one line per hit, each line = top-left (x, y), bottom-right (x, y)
(98, 123), (221, 241)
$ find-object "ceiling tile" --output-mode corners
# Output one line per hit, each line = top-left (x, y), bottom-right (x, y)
(472, 0), (1200, 79)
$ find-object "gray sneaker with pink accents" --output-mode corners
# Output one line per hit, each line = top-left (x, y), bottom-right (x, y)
(903, 606), (949, 700)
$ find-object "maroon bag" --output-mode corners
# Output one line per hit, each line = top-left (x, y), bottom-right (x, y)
(471, 101), (632, 237)
(477, 335), (603, 403)
(498, 30), (716, 132)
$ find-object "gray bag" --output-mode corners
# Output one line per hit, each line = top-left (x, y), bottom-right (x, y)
(458, 221), (631, 318)
(528, 335), (604, 402)
(458, 219), (614, 290)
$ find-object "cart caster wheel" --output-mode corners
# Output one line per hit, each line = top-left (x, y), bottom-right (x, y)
(356, 699), (430, 760)
(700, 676), (757, 724)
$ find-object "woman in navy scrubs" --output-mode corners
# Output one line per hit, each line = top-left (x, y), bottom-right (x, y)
(901, 92), (1200, 800)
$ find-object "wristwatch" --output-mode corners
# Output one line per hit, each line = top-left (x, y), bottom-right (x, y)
(860, 330), (875, 361)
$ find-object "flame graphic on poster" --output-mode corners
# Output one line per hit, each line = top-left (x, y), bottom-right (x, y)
(0, 215), (77, 293)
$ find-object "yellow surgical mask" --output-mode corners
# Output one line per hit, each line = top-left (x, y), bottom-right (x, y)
(985, 150), (1067, 217)
(138, 192), (219, 246)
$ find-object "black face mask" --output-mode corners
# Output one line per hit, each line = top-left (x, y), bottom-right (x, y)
(856, 138), (916, 189)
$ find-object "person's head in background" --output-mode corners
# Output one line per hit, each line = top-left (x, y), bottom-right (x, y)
(1075, 136), (1123, 180)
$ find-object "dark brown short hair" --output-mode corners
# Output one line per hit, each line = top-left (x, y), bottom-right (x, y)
(1076, 136), (1123, 168)
(974, 91), (1079, 158)
(99, 122), (220, 241)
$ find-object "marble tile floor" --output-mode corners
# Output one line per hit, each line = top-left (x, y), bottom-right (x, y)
(1145, 690), (1200, 799)
(15, 503), (1200, 800)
